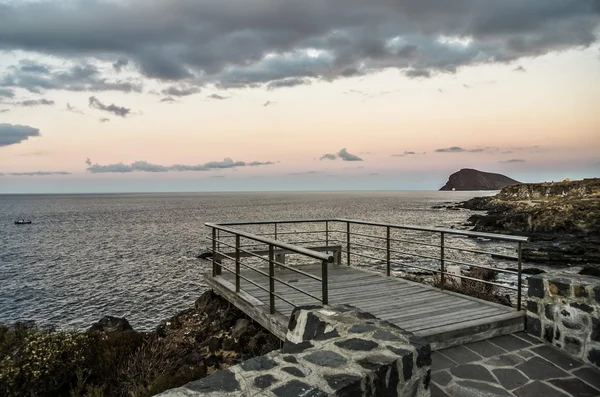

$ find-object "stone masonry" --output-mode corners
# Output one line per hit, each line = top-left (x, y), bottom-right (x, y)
(525, 272), (600, 368)
(157, 304), (432, 396)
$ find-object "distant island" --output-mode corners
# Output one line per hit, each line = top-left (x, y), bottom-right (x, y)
(440, 168), (520, 191)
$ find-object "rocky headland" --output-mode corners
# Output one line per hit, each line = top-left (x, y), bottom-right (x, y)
(459, 178), (600, 266)
(0, 291), (279, 397)
(439, 168), (520, 191)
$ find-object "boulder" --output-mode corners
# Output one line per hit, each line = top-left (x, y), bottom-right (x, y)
(89, 316), (133, 333)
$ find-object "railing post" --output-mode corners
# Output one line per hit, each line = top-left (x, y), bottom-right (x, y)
(386, 226), (391, 276)
(325, 221), (329, 246)
(322, 259), (328, 305)
(211, 228), (217, 277)
(274, 223), (278, 240)
(440, 232), (445, 290)
(269, 244), (275, 314)
(517, 242), (522, 311)
(235, 235), (241, 292)
(346, 221), (351, 266)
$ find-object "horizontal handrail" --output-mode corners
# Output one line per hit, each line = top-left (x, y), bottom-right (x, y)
(210, 218), (529, 243)
(206, 223), (334, 262)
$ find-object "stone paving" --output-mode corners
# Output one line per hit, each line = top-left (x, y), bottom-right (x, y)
(431, 332), (600, 397)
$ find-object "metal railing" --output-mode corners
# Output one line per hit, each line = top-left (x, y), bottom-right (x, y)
(205, 222), (334, 314)
(206, 219), (530, 312)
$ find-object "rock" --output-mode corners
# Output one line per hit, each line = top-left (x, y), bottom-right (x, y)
(185, 350), (204, 365)
(197, 248), (213, 259)
(89, 316), (133, 333)
(232, 318), (251, 339)
(208, 336), (222, 352)
(580, 266), (600, 278)
(439, 168), (520, 191)
(459, 178), (600, 265)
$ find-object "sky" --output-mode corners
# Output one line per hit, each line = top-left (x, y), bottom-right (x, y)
(0, 0), (599, 193)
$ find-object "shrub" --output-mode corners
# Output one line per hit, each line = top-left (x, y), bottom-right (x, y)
(0, 326), (91, 397)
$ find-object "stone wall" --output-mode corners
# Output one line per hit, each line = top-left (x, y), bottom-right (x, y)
(525, 272), (600, 368)
(158, 305), (432, 397)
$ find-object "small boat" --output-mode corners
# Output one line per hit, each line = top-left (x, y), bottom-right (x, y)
(14, 220), (32, 225)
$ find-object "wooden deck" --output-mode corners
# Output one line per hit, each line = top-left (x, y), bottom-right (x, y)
(206, 263), (524, 350)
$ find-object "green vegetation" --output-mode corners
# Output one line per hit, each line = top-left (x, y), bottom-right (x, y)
(0, 322), (199, 397)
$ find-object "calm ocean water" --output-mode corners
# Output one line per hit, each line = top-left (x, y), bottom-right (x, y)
(1, 191), (532, 331)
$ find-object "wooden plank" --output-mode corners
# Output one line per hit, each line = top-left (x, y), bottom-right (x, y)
(402, 308), (505, 331)
(372, 301), (481, 320)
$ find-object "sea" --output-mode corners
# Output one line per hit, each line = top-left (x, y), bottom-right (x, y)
(0, 191), (569, 332)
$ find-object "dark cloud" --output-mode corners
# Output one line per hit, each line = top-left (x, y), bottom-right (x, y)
(207, 94), (229, 100)
(66, 102), (84, 114)
(160, 97), (176, 103)
(1, 62), (143, 94)
(18, 60), (51, 74)
(85, 158), (276, 173)
(2, 171), (71, 176)
(0, 0), (596, 89)
(435, 146), (465, 153)
(0, 123), (40, 147)
(319, 148), (363, 161)
(0, 109), (9, 113)
(500, 159), (527, 163)
(263, 101), (274, 107)
(161, 85), (201, 97)
(13, 98), (55, 107)
(113, 58), (128, 72)
(89, 96), (130, 117)
(320, 153), (337, 161)
(391, 151), (417, 157)
(514, 65), (527, 72)
(405, 69), (431, 79)
(0, 88), (15, 98)
(267, 78), (311, 90)
(99, 117), (110, 123)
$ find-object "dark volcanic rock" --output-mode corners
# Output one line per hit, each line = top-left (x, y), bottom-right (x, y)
(89, 316), (133, 333)
(459, 178), (600, 265)
(439, 168), (520, 191)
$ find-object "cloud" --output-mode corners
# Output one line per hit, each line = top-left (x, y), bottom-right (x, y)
(288, 170), (321, 175)
(160, 97), (176, 103)
(267, 78), (311, 90)
(66, 102), (84, 114)
(0, 123), (41, 147)
(320, 153), (337, 161)
(1, 0), (596, 90)
(405, 69), (431, 79)
(99, 118), (110, 123)
(320, 148), (363, 161)
(0, 88), (15, 98)
(2, 171), (71, 176)
(463, 84), (470, 88)
(85, 158), (276, 173)
(391, 151), (417, 157)
(0, 109), (9, 113)
(13, 99), (55, 107)
(88, 96), (130, 117)
(514, 65), (527, 72)
(338, 148), (362, 161)
(113, 58), (128, 72)
(500, 159), (527, 163)
(161, 85), (201, 97)
(435, 146), (466, 153)
(207, 94), (229, 100)
(1, 62), (143, 94)
(263, 101), (274, 107)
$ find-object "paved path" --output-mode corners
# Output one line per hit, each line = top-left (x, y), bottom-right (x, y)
(431, 332), (600, 397)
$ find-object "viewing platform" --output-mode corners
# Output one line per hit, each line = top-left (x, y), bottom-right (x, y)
(204, 219), (529, 350)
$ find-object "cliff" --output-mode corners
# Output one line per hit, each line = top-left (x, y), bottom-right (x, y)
(460, 178), (600, 265)
(439, 168), (520, 191)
